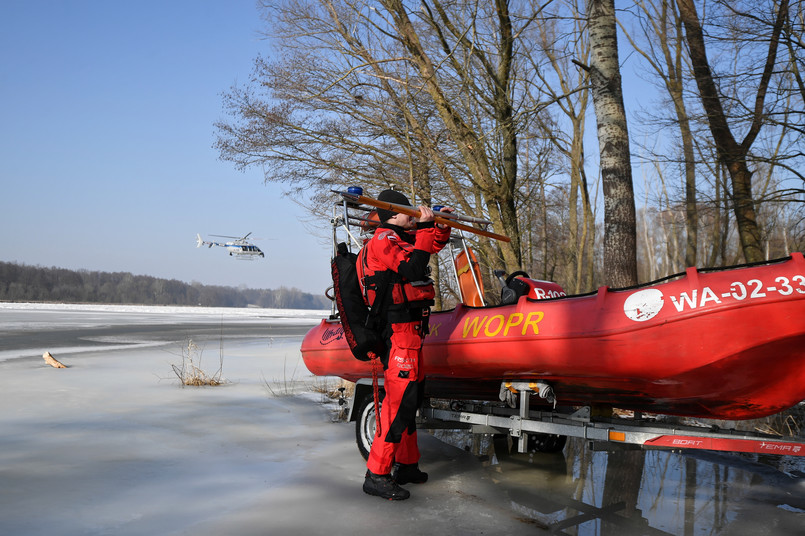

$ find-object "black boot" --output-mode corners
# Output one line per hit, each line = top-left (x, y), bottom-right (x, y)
(393, 463), (429, 485)
(363, 470), (411, 500)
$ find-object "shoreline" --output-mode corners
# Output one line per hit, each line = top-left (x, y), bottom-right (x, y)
(0, 301), (331, 318)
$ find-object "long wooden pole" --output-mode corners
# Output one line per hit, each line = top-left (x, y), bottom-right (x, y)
(335, 190), (511, 243)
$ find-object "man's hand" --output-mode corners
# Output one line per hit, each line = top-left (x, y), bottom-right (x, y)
(435, 206), (454, 229)
(417, 205), (435, 222)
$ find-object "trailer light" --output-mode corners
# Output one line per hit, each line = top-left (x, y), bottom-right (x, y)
(609, 430), (626, 442)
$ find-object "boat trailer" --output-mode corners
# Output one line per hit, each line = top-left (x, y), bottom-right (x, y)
(345, 379), (805, 459)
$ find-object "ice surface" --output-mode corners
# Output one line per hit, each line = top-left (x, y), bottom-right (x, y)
(1, 304), (804, 535)
(0, 303), (328, 362)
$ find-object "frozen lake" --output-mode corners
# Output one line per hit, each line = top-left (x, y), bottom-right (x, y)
(1, 303), (804, 535)
(0, 302), (327, 362)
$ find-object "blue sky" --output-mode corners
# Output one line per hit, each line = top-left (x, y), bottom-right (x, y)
(0, 2), (674, 298)
(0, 1), (334, 294)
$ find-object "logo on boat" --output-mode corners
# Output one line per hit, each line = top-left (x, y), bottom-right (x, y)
(462, 311), (544, 338)
(623, 289), (664, 322)
(321, 326), (345, 345)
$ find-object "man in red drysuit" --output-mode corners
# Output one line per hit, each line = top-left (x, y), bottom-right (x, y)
(357, 189), (452, 500)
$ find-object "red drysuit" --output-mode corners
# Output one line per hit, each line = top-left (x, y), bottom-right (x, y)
(357, 221), (450, 475)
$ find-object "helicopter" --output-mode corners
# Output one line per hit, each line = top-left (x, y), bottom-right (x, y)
(196, 232), (265, 259)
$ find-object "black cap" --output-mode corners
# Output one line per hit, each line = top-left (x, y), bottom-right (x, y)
(377, 189), (411, 222)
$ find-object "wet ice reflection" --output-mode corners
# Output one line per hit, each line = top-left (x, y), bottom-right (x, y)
(433, 431), (805, 535)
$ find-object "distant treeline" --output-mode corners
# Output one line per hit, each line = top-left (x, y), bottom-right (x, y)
(0, 261), (330, 310)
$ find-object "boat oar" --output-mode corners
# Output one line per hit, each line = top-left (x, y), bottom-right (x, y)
(334, 189), (511, 243)
(431, 205), (493, 226)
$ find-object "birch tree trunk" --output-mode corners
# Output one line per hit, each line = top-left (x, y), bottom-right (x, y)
(586, 0), (638, 287)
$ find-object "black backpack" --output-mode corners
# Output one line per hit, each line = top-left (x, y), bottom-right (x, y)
(331, 242), (389, 361)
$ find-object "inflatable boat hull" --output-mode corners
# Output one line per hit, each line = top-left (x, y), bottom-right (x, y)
(301, 253), (805, 420)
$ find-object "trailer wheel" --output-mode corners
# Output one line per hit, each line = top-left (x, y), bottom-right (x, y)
(355, 393), (382, 460)
(521, 432), (567, 453)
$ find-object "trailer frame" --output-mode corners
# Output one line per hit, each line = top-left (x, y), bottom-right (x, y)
(346, 379), (805, 458)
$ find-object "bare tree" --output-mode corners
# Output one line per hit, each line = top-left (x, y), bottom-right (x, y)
(379, 0), (530, 271)
(525, 0), (597, 292)
(624, 0), (699, 268)
(584, 0), (638, 286)
(676, 0), (790, 263)
(218, 1), (576, 277)
(215, 0), (801, 293)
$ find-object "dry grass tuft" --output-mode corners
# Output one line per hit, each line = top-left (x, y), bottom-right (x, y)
(309, 378), (354, 421)
(261, 365), (353, 421)
(752, 412), (803, 437)
(261, 355), (302, 396)
(309, 377), (353, 399)
(171, 339), (226, 387)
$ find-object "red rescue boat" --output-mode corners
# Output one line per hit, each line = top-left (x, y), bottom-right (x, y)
(302, 252), (805, 420)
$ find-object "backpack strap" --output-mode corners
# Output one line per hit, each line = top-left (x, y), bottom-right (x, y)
(358, 244), (396, 329)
